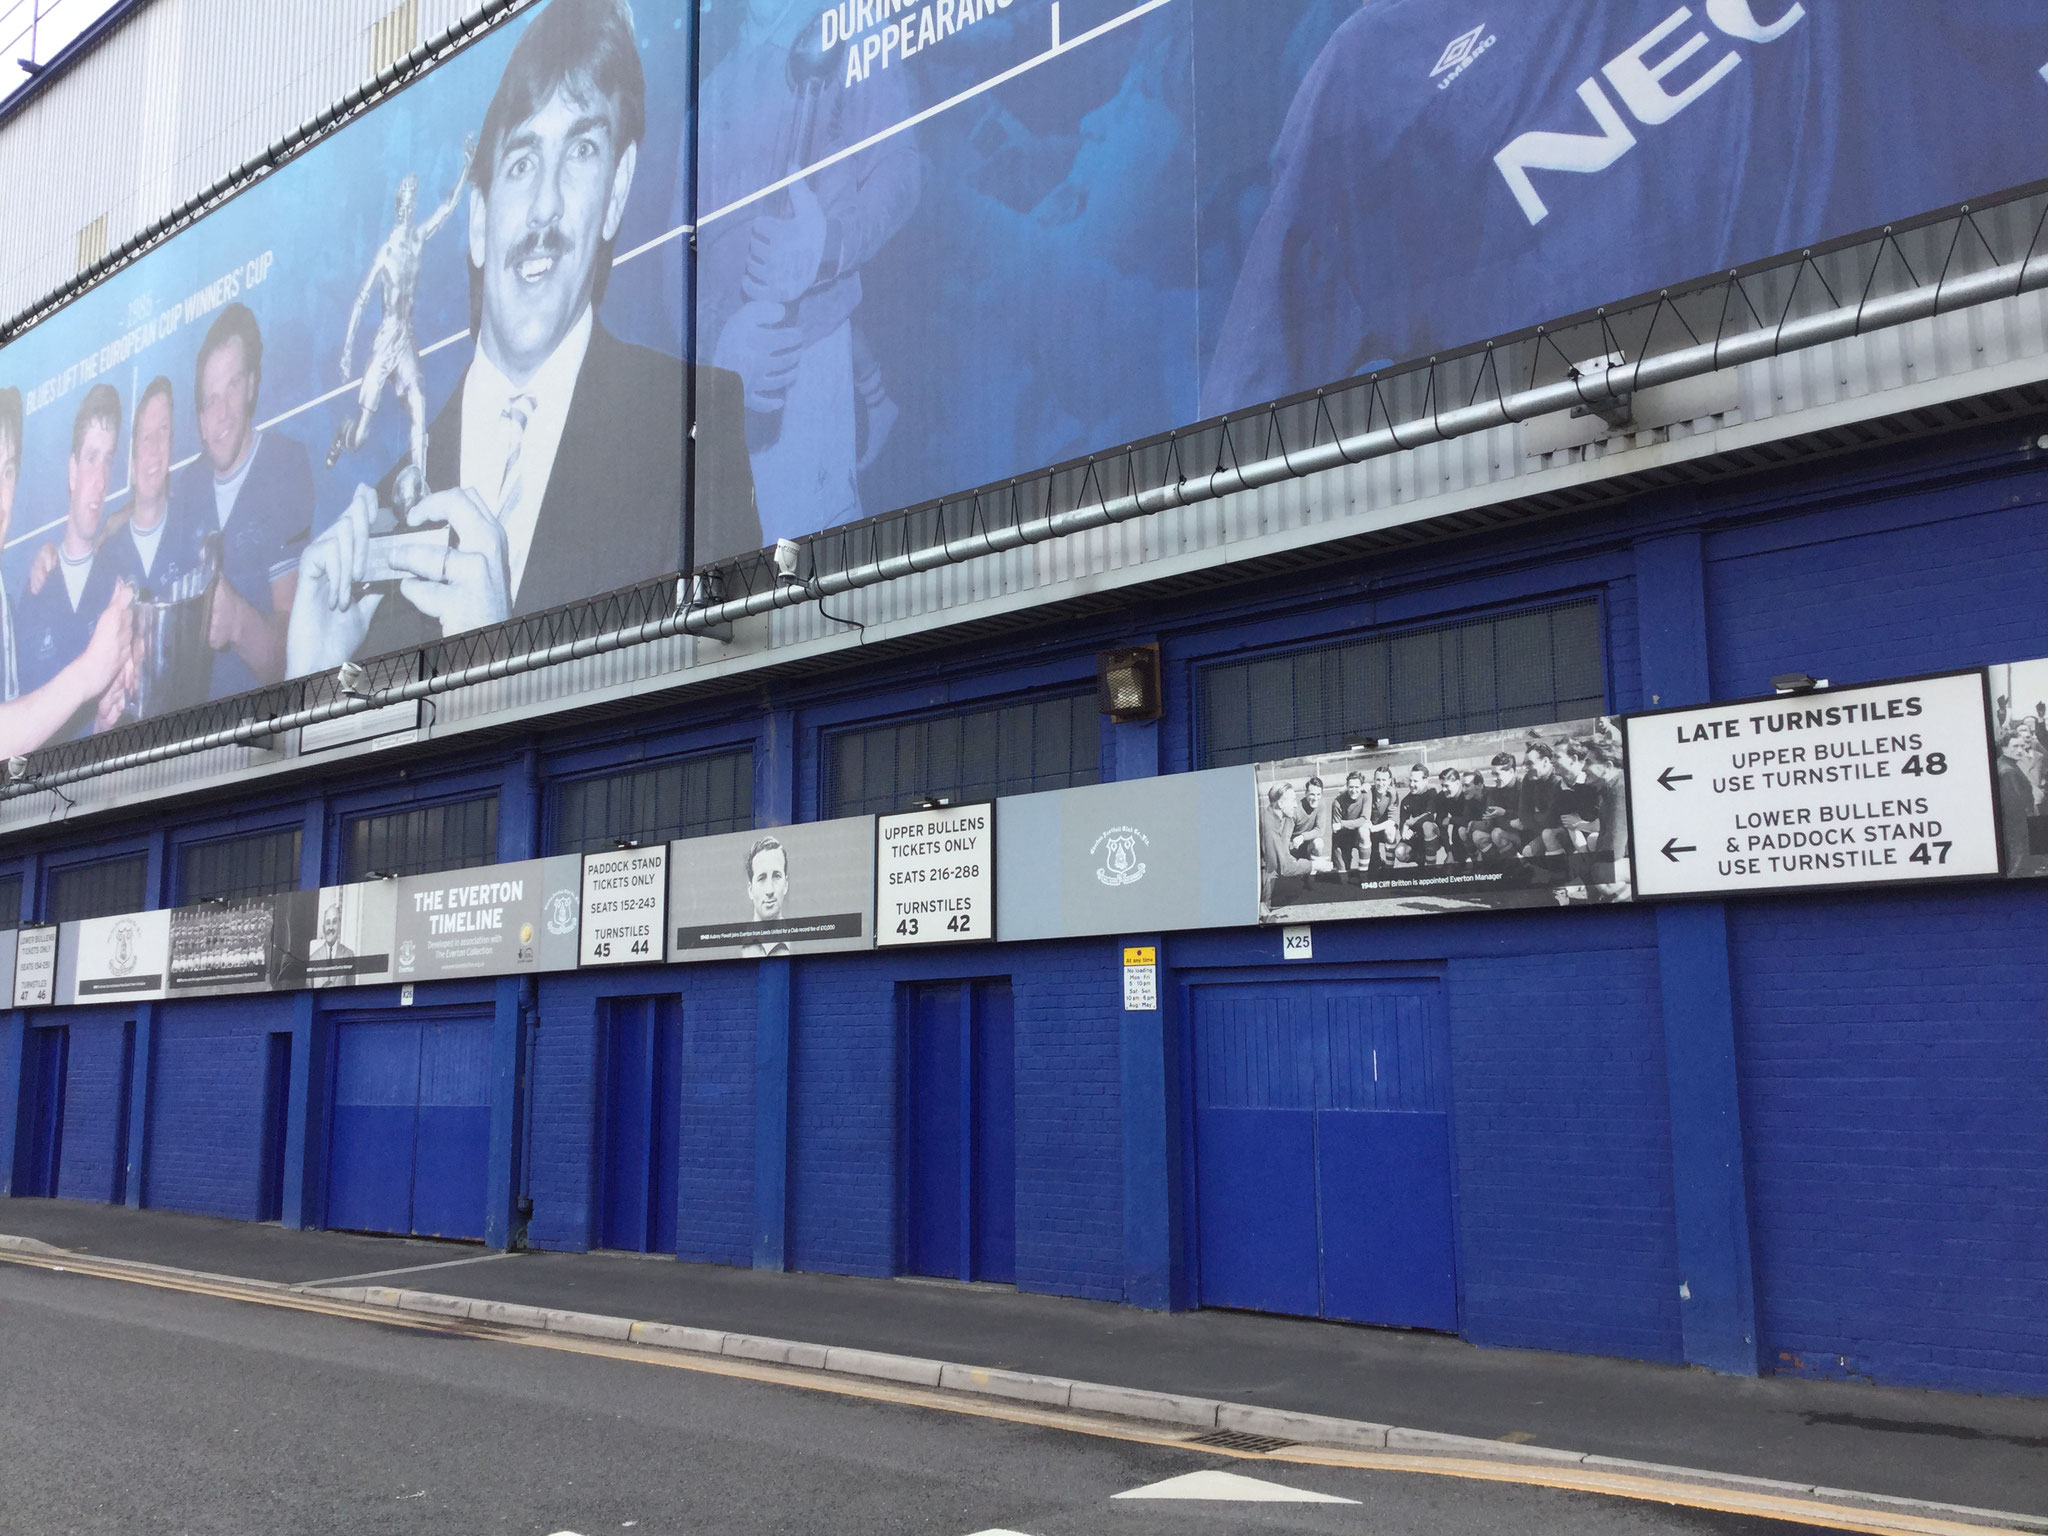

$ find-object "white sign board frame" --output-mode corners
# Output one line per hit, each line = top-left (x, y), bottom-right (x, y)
(1624, 670), (2001, 899)
(875, 803), (996, 947)
(579, 846), (669, 966)
(12, 924), (55, 1007)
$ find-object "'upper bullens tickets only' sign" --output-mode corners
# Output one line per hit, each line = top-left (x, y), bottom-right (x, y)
(875, 803), (995, 947)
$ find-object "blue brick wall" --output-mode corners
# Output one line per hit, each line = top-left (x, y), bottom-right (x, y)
(1706, 474), (2048, 696)
(786, 954), (901, 1277)
(51, 1013), (129, 1204)
(1445, 937), (1684, 1364)
(1012, 943), (1123, 1301)
(1728, 885), (2048, 1395)
(676, 965), (755, 1266)
(528, 978), (600, 1251)
(1603, 574), (1644, 713)
(144, 997), (289, 1220)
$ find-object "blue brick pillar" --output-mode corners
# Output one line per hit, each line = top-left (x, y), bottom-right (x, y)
(754, 706), (795, 1270)
(757, 706), (796, 828)
(0, 1010), (23, 1196)
(484, 976), (525, 1250)
(754, 958), (791, 1270)
(500, 746), (540, 864)
(298, 797), (327, 889)
(123, 1003), (155, 1209)
(281, 992), (324, 1229)
(479, 750), (542, 1250)
(1636, 528), (1760, 1375)
(2, 865), (31, 1196)
(1120, 935), (1180, 1309)
(1109, 719), (1159, 783)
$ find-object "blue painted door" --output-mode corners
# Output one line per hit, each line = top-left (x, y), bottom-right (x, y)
(328, 1013), (490, 1240)
(20, 1026), (68, 1198)
(329, 1021), (422, 1236)
(972, 982), (1017, 1285)
(906, 985), (966, 1277)
(257, 1034), (292, 1223)
(111, 1022), (136, 1207)
(1192, 981), (1457, 1331)
(905, 981), (1015, 1282)
(410, 1019), (491, 1240)
(602, 998), (684, 1254)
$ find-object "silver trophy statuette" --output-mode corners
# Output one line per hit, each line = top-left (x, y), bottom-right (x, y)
(328, 135), (476, 521)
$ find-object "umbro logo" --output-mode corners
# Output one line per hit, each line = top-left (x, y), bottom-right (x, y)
(1430, 22), (1496, 89)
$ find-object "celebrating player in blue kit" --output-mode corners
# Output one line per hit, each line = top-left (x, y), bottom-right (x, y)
(1204, 0), (2048, 415)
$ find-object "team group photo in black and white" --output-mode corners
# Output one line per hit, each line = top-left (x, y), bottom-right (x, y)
(1255, 717), (1632, 921)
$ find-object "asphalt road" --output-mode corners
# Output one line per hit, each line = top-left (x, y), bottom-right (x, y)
(0, 1262), (1940, 1536)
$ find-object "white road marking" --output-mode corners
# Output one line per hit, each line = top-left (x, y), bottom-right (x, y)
(964, 1529), (1043, 1535)
(1113, 1469), (1358, 1503)
(296, 1250), (512, 1288)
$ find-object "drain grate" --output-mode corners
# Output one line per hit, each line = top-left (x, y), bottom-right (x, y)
(1186, 1429), (1298, 1454)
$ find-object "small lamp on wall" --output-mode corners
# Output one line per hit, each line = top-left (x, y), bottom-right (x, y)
(1096, 644), (1163, 723)
(1770, 672), (1829, 695)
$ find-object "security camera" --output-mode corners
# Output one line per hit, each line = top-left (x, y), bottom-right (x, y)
(773, 539), (802, 583)
(336, 661), (367, 695)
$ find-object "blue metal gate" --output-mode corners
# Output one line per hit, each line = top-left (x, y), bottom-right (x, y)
(601, 997), (684, 1254)
(905, 980), (1015, 1283)
(1192, 980), (1457, 1330)
(19, 1025), (68, 1198)
(328, 1012), (491, 1240)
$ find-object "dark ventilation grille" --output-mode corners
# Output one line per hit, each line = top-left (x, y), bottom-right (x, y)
(1197, 600), (1605, 769)
(0, 873), (23, 929)
(549, 750), (754, 856)
(48, 854), (148, 922)
(825, 693), (1100, 818)
(180, 828), (302, 904)
(343, 796), (498, 882)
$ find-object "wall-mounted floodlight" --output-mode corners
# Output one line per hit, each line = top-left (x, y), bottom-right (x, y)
(612, 836), (642, 850)
(773, 539), (803, 583)
(916, 794), (953, 811)
(1096, 644), (1162, 723)
(5, 756), (28, 782)
(336, 660), (368, 696)
(1770, 672), (1829, 695)
(1343, 732), (1393, 750)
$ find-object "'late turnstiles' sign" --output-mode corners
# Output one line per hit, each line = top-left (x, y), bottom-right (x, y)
(1623, 671), (2001, 899)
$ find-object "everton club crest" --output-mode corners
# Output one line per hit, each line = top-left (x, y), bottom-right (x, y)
(109, 918), (139, 976)
(1092, 825), (1150, 888)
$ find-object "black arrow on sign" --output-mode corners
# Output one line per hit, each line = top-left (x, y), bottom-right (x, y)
(1660, 838), (1696, 862)
(1657, 767), (1692, 790)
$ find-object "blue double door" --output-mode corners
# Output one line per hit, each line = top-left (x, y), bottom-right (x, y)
(904, 980), (1016, 1284)
(328, 1012), (492, 1241)
(599, 997), (683, 1254)
(17, 1025), (69, 1198)
(1192, 980), (1458, 1331)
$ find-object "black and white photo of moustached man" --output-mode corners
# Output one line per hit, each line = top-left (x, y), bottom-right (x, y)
(289, 0), (756, 675)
